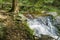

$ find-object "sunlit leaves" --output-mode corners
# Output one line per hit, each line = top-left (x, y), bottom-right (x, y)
(0, 0), (3, 3)
(44, 0), (54, 3)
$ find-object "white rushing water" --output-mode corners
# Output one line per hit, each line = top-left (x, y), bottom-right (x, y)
(27, 15), (60, 40)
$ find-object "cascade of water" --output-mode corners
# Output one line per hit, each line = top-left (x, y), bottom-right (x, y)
(27, 15), (59, 40)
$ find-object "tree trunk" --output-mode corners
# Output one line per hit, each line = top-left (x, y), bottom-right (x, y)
(9, 0), (19, 13)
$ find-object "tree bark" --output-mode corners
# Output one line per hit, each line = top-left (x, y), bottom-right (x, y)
(9, 0), (19, 13)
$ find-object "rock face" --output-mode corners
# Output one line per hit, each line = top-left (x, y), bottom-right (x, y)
(40, 35), (54, 40)
(41, 11), (58, 17)
(55, 16), (60, 32)
(55, 16), (60, 24)
(46, 12), (58, 16)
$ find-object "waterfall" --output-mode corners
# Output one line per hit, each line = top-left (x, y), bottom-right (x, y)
(27, 15), (60, 40)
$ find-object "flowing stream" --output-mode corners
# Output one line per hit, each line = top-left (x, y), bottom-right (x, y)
(27, 15), (60, 40)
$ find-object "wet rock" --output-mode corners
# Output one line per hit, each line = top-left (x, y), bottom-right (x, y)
(55, 16), (60, 24)
(19, 14), (27, 21)
(46, 12), (58, 16)
(41, 11), (58, 17)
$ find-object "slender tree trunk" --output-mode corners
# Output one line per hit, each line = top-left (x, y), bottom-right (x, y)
(9, 0), (19, 13)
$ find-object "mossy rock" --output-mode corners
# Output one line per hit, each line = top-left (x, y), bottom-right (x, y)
(23, 11), (53, 18)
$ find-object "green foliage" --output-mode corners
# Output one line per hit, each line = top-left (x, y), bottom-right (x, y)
(44, 0), (54, 3)
(0, 0), (3, 3)
(0, 23), (6, 39)
(0, 0), (60, 12)
(23, 21), (34, 35)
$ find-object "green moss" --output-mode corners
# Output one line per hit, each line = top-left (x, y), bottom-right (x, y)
(22, 21), (34, 36)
